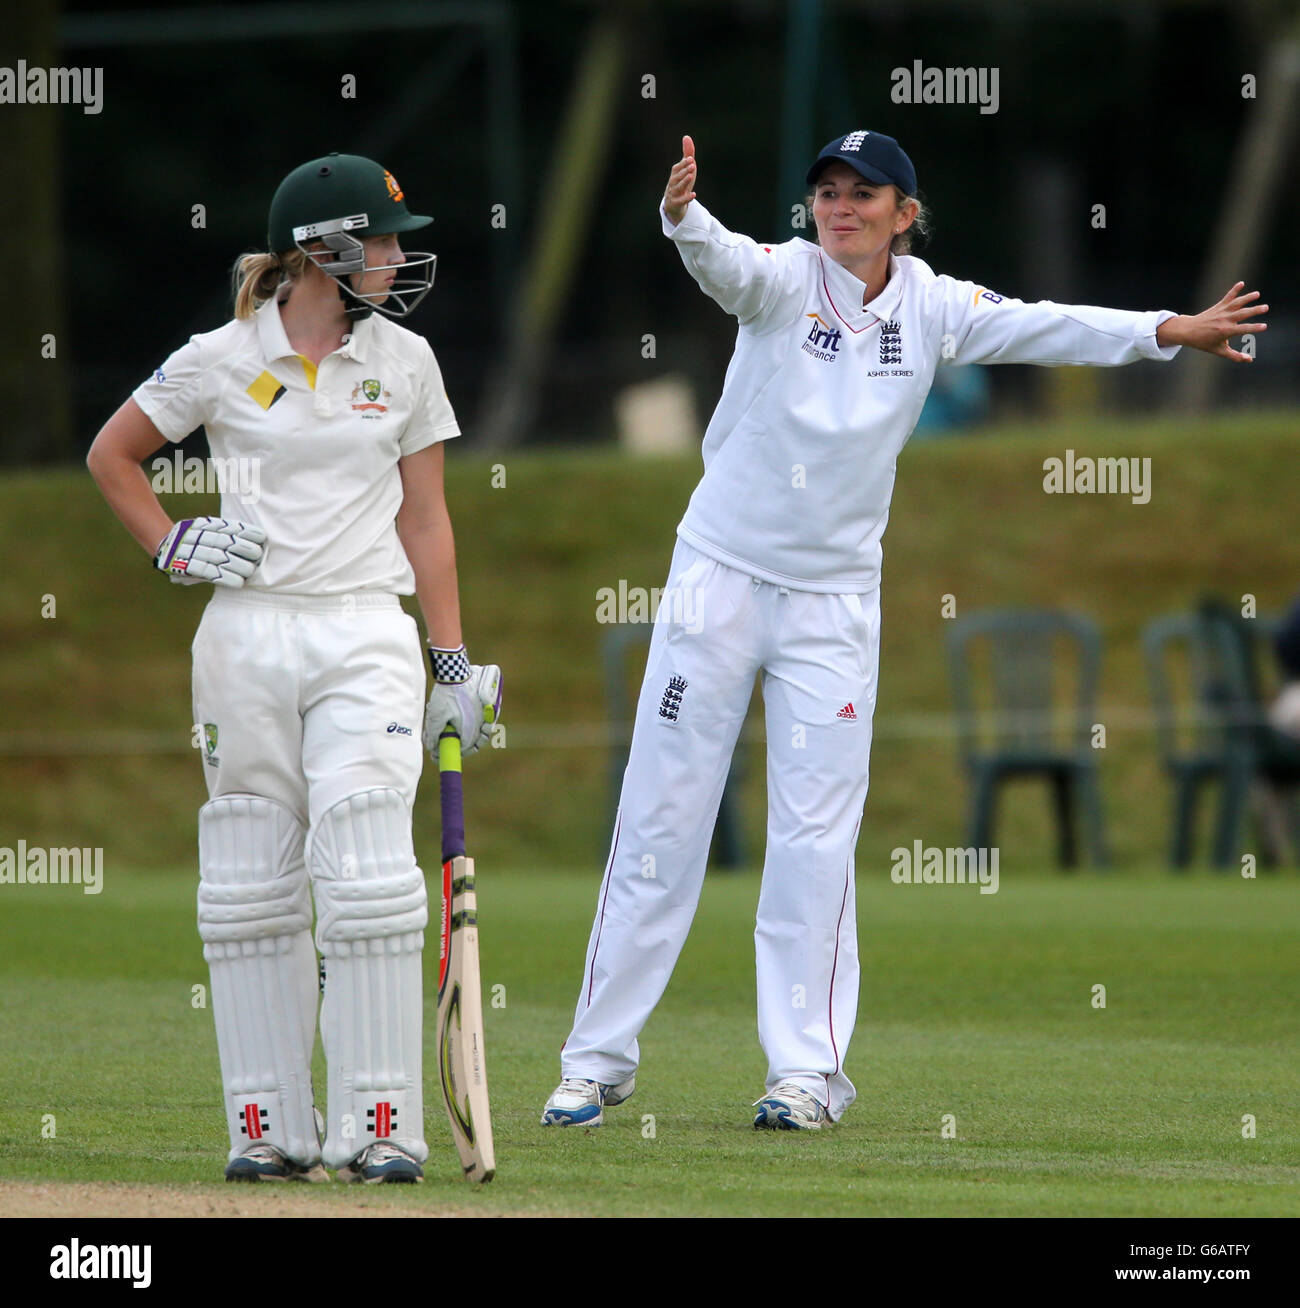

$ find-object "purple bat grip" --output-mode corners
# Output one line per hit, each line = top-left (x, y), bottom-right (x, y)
(439, 730), (466, 863)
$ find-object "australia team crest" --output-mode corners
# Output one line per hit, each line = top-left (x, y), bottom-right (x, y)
(351, 378), (391, 418)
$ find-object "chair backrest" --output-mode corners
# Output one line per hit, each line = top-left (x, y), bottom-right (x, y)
(946, 610), (1101, 761)
(1142, 608), (1258, 764)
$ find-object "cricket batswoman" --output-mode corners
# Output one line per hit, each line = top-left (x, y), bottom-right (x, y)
(87, 154), (502, 1182)
(543, 131), (1267, 1131)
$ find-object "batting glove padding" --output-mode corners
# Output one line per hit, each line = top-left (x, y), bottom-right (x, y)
(423, 646), (502, 757)
(154, 517), (267, 587)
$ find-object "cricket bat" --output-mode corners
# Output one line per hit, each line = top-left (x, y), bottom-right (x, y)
(436, 726), (496, 1183)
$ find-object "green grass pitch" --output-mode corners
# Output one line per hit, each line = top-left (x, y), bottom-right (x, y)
(1, 865), (1297, 1217)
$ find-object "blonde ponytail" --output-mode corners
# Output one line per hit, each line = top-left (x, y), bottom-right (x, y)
(232, 248), (308, 319)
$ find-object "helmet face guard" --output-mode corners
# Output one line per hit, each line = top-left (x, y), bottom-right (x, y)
(269, 154), (438, 320)
(292, 213), (436, 320)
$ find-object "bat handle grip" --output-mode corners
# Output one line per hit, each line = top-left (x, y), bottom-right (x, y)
(438, 727), (466, 864)
(438, 726), (463, 774)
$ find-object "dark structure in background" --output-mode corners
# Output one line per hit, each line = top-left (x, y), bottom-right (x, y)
(4, 3), (72, 461)
(4, 0), (1298, 465)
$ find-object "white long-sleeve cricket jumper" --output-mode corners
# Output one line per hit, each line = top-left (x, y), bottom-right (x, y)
(666, 199), (1180, 593)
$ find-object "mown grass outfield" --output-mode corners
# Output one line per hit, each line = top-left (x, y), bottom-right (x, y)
(1, 866), (1297, 1217)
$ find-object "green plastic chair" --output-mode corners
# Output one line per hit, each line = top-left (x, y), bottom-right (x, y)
(602, 622), (744, 868)
(947, 610), (1107, 868)
(1144, 604), (1300, 869)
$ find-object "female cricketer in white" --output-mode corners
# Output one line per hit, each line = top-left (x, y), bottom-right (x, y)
(544, 131), (1267, 1130)
(87, 154), (501, 1182)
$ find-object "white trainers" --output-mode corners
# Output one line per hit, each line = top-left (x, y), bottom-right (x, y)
(753, 1081), (829, 1131)
(337, 1142), (424, 1184)
(541, 1075), (636, 1126)
(224, 1144), (329, 1182)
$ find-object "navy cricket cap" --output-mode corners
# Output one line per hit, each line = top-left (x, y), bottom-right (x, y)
(806, 130), (917, 197)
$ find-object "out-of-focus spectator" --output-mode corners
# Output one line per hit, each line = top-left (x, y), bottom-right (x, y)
(1269, 594), (1300, 740)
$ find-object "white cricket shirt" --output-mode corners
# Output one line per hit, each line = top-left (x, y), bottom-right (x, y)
(133, 294), (460, 594)
(664, 200), (1181, 593)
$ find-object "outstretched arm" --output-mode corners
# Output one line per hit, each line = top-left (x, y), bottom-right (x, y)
(937, 276), (1267, 370)
(1156, 283), (1267, 361)
(660, 134), (803, 331)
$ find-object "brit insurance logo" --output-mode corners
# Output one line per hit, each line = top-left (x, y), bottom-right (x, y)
(802, 313), (842, 362)
(351, 378), (392, 418)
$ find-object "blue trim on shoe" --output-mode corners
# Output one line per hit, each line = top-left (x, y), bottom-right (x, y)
(542, 1101), (605, 1126)
(753, 1098), (801, 1130)
(752, 1089), (827, 1131)
(226, 1154), (286, 1181)
(225, 1147), (328, 1182)
(359, 1155), (422, 1183)
(338, 1143), (424, 1184)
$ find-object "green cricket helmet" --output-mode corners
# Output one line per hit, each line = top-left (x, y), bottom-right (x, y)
(267, 153), (436, 319)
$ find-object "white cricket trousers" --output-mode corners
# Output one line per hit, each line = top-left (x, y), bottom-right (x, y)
(562, 539), (881, 1120)
(191, 589), (425, 824)
(191, 589), (429, 1168)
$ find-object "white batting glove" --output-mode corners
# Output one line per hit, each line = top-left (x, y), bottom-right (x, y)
(423, 646), (503, 758)
(154, 517), (267, 587)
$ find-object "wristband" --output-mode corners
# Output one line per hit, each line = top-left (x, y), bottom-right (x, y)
(429, 644), (470, 684)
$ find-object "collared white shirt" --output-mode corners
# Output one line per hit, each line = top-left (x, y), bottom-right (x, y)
(663, 200), (1179, 593)
(133, 294), (460, 594)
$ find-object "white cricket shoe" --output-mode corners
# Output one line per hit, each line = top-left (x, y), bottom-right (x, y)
(753, 1081), (829, 1131)
(337, 1141), (424, 1184)
(541, 1075), (636, 1126)
(224, 1144), (329, 1182)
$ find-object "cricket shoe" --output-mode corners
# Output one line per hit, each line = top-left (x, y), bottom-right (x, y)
(337, 1142), (424, 1184)
(225, 1145), (329, 1183)
(541, 1074), (635, 1126)
(753, 1081), (829, 1131)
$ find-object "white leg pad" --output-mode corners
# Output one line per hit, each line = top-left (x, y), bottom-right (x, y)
(310, 788), (428, 1168)
(198, 795), (321, 1165)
